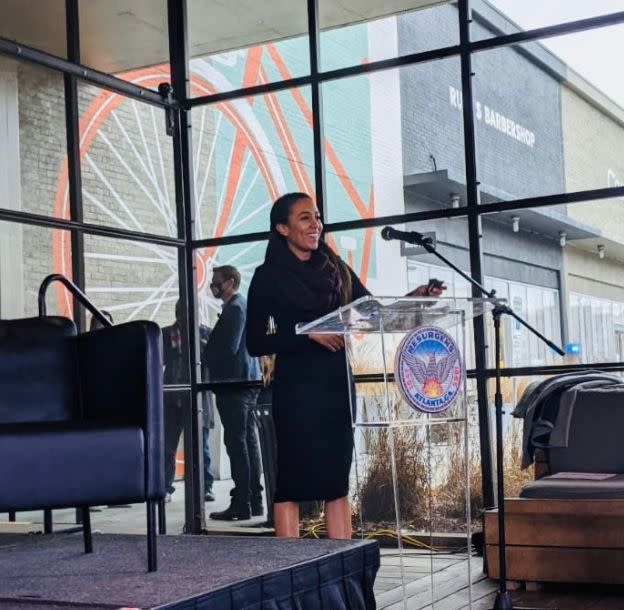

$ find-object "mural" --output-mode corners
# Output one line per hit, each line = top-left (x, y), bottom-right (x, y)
(52, 36), (376, 326)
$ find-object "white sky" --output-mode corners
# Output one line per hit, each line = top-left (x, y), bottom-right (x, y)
(487, 0), (624, 108)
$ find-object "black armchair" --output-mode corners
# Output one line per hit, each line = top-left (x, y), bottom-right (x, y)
(0, 315), (165, 571)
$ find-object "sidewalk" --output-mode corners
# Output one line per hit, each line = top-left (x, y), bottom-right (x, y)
(3, 479), (272, 536)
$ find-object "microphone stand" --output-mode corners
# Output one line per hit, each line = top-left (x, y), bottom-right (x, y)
(406, 233), (564, 610)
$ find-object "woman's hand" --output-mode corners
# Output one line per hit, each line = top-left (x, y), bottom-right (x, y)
(407, 278), (447, 298)
(309, 333), (345, 352)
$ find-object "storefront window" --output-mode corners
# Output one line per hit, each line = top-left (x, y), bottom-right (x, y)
(322, 57), (466, 225)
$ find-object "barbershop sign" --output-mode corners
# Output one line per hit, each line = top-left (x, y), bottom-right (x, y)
(449, 85), (536, 149)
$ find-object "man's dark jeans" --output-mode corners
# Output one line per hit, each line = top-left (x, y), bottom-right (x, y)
(164, 398), (214, 495)
(215, 387), (262, 507)
(164, 401), (183, 495)
(203, 426), (214, 491)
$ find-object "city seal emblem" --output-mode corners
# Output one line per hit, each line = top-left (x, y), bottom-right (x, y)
(395, 326), (463, 414)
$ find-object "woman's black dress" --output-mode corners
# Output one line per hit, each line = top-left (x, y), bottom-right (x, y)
(246, 251), (369, 503)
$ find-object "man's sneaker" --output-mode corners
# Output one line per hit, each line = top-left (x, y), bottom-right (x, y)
(209, 503), (251, 521)
(204, 489), (215, 502)
(164, 493), (172, 503)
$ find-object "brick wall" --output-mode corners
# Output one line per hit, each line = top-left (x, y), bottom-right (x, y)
(17, 62), (67, 317)
(14, 63), (220, 326)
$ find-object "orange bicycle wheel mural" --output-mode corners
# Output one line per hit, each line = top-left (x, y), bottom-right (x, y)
(52, 44), (375, 322)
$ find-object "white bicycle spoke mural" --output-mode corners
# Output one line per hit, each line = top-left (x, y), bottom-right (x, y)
(52, 40), (376, 329)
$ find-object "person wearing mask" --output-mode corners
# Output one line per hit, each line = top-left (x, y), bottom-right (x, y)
(207, 265), (264, 521)
(245, 192), (445, 538)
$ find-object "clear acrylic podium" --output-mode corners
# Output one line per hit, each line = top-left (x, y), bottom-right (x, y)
(297, 296), (499, 609)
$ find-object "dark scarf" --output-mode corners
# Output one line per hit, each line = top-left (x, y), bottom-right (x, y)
(264, 234), (342, 314)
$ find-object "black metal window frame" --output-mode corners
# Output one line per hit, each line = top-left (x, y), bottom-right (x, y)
(0, 0), (623, 532)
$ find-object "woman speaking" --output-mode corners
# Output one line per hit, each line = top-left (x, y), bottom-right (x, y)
(246, 192), (444, 539)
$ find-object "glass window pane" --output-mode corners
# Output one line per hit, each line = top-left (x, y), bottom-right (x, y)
(83, 233), (178, 329)
(78, 85), (177, 237)
(565, 196), (624, 364)
(0, 1), (66, 58)
(0, 222), (72, 318)
(472, 1), (623, 41)
(320, 0), (457, 72)
(328, 220), (469, 300)
(188, 0), (309, 96)
(322, 58), (466, 225)
(481, 196), (624, 367)
(484, 374), (540, 497)
(331, 222), (477, 373)
(161, 389), (189, 532)
(473, 25), (624, 202)
(87, 387), (191, 534)
(568, 292), (624, 365)
(490, 367), (624, 513)
(78, 0), (170, 88)
(472, 43), (563, 203)
(191, 86), (314, 239)
(0, 60), (67, 219)
(480, 214), (564, 368)
(195, 240), (267, 383)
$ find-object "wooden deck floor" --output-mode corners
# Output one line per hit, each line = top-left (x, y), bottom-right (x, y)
(375, 549), (624, 609)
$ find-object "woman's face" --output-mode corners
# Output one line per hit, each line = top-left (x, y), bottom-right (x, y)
(277, 197), (323, 260)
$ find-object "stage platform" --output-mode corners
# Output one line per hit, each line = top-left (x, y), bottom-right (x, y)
(0, 532), (379, 609)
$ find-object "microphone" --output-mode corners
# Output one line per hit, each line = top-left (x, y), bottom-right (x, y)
(380, 226), (433, 247)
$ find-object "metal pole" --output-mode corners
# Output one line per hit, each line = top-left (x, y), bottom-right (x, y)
(167, 0), (204, 534)
(492, 312), (512, 608)
(307, 0), (327, 222)
(457, 0), (495, 509)
(65, 0), (86, 332)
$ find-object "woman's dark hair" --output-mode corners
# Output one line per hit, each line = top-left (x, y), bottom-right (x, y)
(269, 192), (310, 232)
(270, 192), (353, 304)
